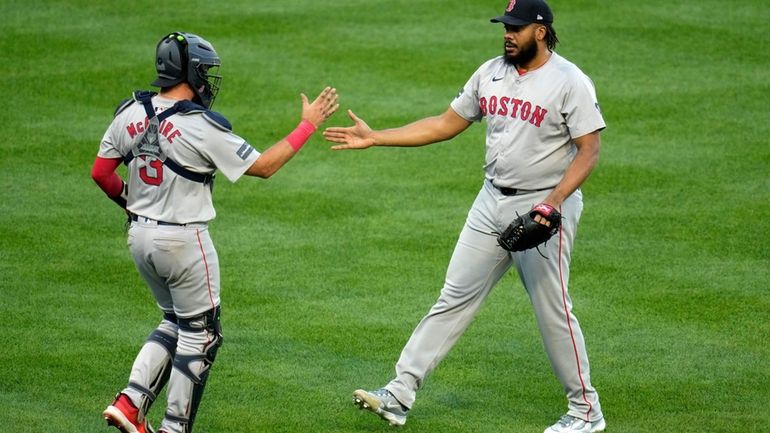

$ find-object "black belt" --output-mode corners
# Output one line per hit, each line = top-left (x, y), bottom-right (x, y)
(130, 214), (185, 226)
(493, 184), (553, 196)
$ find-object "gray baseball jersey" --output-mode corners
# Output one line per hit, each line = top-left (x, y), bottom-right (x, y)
(451, 52), (605, 190)
(98, 94), (260, 223)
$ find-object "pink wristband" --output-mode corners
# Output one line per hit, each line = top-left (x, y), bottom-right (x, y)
(285, 120), (317, 152)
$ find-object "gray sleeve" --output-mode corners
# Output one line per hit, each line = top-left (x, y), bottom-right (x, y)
(203, 130), (261, 182)
(450, 69), (483, 123)
(97, 119), (124, 159)
(562, 73), (606, 139)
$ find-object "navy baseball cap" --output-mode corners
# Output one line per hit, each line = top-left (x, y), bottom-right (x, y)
(491, 0), (554, 26)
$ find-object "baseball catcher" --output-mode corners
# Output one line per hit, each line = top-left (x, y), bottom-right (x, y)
(93, 31), (338, 433)
(497, 203), (562, 252)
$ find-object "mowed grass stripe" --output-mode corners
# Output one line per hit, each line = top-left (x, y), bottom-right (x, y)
(1, 1), (768, 432)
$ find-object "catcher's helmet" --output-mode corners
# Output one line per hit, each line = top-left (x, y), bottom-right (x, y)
(151, 32), (222, 108)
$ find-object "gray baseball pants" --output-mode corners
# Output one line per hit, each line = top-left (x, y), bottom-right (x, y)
(385, 180), (602, 422)
(121, 219), (223, 433)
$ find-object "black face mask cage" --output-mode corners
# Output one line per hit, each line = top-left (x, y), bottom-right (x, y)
(195, 63), (222, 108)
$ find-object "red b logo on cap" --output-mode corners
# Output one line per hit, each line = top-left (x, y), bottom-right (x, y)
(506, 0), (516, 12)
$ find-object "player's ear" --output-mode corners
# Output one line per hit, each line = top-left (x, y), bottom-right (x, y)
(535, 25), (546, 41)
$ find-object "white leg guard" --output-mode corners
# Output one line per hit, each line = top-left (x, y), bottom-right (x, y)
(122, 316), (179, 422)
(161, 307), (222, 433)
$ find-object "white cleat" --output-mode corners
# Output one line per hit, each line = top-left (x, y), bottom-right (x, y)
(353, 388), (409, 427)
(544, 414), (606, 433)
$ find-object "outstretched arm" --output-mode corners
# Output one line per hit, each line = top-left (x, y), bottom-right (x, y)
(323, 106), (472, 150)
(246, 87), (339, 178)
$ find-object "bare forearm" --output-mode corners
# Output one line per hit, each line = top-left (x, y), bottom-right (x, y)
(545, 132), (601, 207)
(372, 115), (462, 147)
(325, 106), (471, 151)
(245, 140), (296, 178)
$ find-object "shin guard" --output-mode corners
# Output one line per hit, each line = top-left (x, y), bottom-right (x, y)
(123, 316), (179, 423)
(162, 307), (222, 433)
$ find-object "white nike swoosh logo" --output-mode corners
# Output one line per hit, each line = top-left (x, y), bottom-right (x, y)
(383, 401), (401, 410)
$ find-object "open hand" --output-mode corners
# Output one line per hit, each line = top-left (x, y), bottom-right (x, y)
(302, 87), (339, 128)
(323, 110), (376, 150)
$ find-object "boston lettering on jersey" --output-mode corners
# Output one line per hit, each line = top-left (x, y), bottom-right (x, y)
(126, 117), (182, 143)
(479, 96), (547, 127)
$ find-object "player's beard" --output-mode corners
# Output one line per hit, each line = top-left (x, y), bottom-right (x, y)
(503, 38), (538, 67)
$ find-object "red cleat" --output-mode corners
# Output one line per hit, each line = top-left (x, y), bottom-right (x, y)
(102, 393), (155, 433)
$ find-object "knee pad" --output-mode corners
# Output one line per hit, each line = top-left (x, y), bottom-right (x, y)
(177, 307), (221, 334)
(176, 306), (223, 363)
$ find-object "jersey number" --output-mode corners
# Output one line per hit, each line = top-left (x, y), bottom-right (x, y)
(139, 157), (164, 186)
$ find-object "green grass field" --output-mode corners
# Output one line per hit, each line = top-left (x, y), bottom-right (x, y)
(2, 0), (768, 432)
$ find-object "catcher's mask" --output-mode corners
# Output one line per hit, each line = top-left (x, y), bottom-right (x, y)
(151, 32), (222, 108)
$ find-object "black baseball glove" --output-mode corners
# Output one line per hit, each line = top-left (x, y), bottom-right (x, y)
(497, 203), (562, 252)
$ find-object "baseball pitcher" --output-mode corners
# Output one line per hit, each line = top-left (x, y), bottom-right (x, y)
(324, 1), (606, 432)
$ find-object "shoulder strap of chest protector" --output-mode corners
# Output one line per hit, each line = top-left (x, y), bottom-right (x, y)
(122, 91), (214, 186)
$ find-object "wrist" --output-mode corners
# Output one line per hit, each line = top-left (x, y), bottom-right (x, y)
(285, 119), (317, 152)
(368, 131), (382, 147)
(543, 190), (566, 208)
